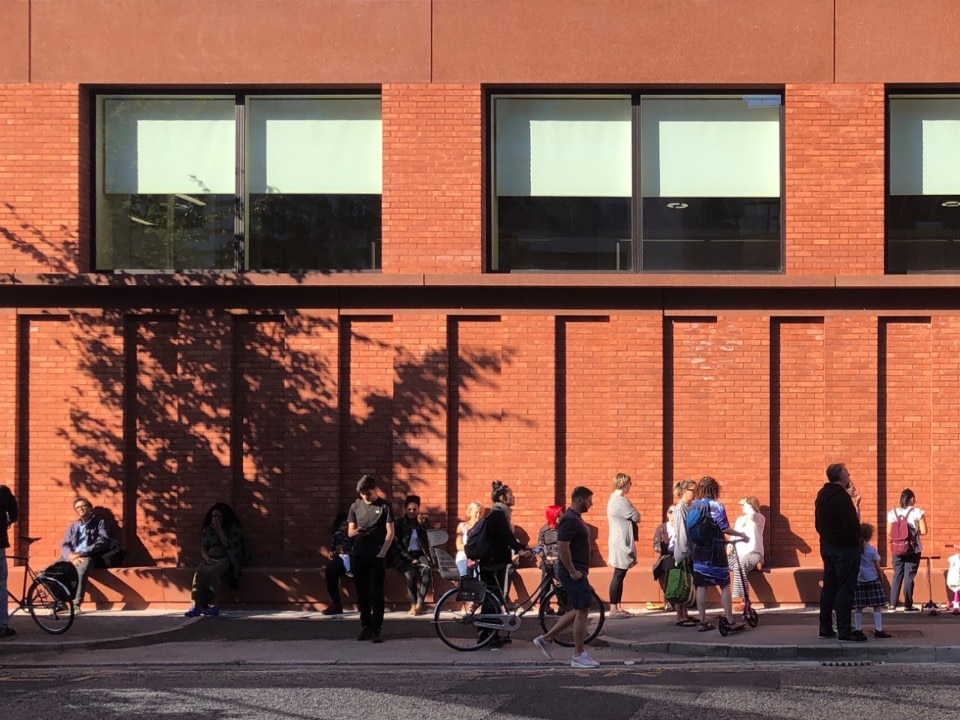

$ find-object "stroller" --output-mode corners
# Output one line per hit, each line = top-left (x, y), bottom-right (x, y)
(719, 539), (760, 636)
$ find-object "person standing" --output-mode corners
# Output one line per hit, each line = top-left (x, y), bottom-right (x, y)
(479, 481), (526, 597)
(815, 463), (865, 641)
(392, 494), (432, 616)
(347, 474), (394, 644)
(670, 479), (697, 626)
(854, 523), (891, 638)
(0, 485), (18, 638)
(690, 476), (745, 632)
(533, 486), (601, 669)
(887, 488), (926, 611)
(606, 472), (640, 619)
(478, 480), (526, 647)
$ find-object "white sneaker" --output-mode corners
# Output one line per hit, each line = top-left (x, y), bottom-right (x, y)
(533, 634), (554, 659)
(571, 652), (600, 668)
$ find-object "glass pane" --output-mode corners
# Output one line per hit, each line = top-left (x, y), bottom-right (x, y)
(247, 97), (382, 194)
(890, 97), (960, 196)
(98, 97), (236, 270)
(246, 97), (382, 271)
(103, 98), (235, 194)
(641, 96), (781, 198)
(887, 195), (960, 273)
(496, 197), (631, 271)
(247, 194), (381, 271)
(641, 197), (781, 272)
(495, 97), (631, 197)
(493, 96), (631, 271)
(99, 193), (235, 270)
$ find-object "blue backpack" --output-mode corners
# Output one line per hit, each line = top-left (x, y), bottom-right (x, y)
(685, 499), (720, 545)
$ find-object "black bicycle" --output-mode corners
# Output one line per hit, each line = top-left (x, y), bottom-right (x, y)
(432, 546), (605, 651)
(5, 537), (76, 634)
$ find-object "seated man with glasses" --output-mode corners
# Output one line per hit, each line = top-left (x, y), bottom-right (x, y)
(60, 498), (123, 611)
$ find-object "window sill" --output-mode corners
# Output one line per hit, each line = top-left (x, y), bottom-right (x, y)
(4, 272), (960, 291)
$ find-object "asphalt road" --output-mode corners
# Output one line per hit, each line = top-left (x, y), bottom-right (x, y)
(0, 663), (957, 720)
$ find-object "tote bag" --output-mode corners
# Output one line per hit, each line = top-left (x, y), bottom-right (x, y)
(664, 561), (694, 606)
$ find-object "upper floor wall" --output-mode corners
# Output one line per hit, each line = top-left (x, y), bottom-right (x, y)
(2, 0), (960, 86)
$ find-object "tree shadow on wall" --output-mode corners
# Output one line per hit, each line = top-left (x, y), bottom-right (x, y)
(38, 299), (509, 604)
(2, 209), (516, 602)
(0, 202), (79, 273)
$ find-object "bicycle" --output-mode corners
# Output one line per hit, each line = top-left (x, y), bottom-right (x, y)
(432, 546), (605, 651)
(5, 536), (76, 634)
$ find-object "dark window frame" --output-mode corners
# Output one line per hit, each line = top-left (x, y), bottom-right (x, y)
(885, 89), (960, 274)
(91, 88), (383, 274)
(487, 89), (785, 274)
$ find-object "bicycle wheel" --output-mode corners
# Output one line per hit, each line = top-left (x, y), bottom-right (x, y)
(27, 578), (75, 634)
(538, 586), (605, 648)
(433, 587), (500, 651)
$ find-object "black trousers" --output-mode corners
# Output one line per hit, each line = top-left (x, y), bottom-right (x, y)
(351, 554), (385, 632)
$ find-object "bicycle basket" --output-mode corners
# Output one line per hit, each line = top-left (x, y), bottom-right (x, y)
(456, 578), (487, 603)
(40, 561), (79, 602)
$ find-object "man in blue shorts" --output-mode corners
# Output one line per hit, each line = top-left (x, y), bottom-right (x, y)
(532, 486), (599, 668)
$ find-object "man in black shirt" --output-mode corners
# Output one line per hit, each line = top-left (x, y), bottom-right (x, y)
(347, 474), (394, 643)
(815, 463), (864, 642)
(533, 486), (599, 668)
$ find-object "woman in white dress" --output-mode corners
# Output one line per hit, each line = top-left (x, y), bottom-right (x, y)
(607, 472), (641, 619)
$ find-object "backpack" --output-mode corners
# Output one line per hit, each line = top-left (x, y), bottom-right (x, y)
(890, 509), (919, 557)
(685, 499), (720, 545)
(464, 515), (491, 561)
(40, 560), (79, 602)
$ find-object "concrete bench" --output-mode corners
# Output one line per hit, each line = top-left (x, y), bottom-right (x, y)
(10, 564), (943, 611)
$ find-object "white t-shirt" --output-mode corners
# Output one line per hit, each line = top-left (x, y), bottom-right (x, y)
(886, 506), (924, 554)
(734, 510), (765, 559)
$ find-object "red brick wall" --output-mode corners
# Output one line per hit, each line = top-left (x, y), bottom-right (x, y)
(882, 319), (934, 560)
(22, 315), (77, 565)
(5, 79), (960, 601)
(0, 84), (87, 274)
(785, 84), (885, 275)
(451, 317), (503, 522)
(773, 319), (826, 566)
(381, 84), (484, 274)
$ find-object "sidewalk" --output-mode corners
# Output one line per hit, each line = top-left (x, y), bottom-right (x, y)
(3, 605), (960, 665)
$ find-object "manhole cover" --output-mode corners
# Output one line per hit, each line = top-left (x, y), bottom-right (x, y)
(886, 630), (923, 638)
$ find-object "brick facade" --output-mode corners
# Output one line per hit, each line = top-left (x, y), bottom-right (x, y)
(1, 1), (959, 607)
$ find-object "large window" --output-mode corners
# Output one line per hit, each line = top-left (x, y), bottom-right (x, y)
(491, 93), (783, 272)
(888, 95), (960, 273)
(96, 94), (382, 272)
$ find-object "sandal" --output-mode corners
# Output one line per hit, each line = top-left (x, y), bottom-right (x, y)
(610, 609), (633, 619)
(675, 619), (698, 627)
(727, 622), (746, 632)
(697, 622), (716, 632)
